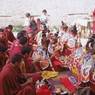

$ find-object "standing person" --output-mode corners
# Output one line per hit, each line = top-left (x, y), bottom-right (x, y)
(23, 13), (31, 27)
(40, 9), (49, 29)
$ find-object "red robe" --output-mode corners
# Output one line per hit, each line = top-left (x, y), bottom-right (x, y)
(0, 63), (35, 95)
(8, 40), (22, 58)
(23, 57), (38, 73)
(4, 29), (15, 42)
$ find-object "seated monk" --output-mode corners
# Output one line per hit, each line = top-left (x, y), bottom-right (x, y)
(0, 53), (41, 95)
(21, 46), (38, 73)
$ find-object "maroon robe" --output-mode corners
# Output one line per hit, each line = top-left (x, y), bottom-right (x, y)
(24, 57), (35, 73)
(4, 28), (15, 42)
(8, 40), (22, 58)
(0, 63), (35, 95)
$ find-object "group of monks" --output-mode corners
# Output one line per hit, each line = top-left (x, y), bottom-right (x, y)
(0, 10), (95, 95)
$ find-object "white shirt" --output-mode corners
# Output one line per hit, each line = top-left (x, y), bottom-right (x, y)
(24, 17), (30, 27)
(41, 14), (48, 23)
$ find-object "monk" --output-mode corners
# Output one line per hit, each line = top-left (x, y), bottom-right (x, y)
(23, 13), (31, 27)
(4, 25), (15, 43)
(8, 36), (28, 58)
(0, 53), (36, 95)
(21, 46), (38, 73)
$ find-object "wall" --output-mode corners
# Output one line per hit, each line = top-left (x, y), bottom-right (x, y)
(0, 0), (95, 26)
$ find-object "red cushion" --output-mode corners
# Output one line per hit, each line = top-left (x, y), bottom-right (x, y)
(60, 76), (76, 93)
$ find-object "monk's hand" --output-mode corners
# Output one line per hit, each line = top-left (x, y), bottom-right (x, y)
(33, 54), (42, 63)
(27, 78), (33, 84)
(20, 78), (33, 87)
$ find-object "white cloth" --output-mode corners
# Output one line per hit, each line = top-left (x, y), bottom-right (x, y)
(40, 14), (48, 24)
(23, 18), (30, 27)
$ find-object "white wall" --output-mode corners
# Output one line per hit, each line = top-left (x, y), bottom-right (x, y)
(0, 0), (95, 26)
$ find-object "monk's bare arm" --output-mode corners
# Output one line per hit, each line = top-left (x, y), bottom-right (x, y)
(23, 72), (41, 78)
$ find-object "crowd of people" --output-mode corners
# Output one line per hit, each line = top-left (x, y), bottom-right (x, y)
(0, 9), (95, 95)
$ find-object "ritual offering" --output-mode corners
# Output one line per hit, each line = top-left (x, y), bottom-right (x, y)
(41, 71), (59, 79)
